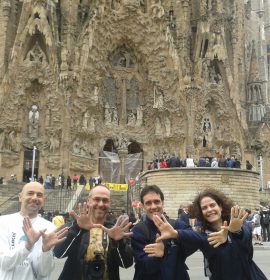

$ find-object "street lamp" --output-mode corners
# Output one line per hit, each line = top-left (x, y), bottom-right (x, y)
(31, 146), (37, 182)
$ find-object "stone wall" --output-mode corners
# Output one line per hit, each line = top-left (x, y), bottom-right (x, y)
(140, 168), (261, 219)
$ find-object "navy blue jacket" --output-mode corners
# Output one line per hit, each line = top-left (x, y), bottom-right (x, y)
(178, 223), (267, 280)
(131, 217), (195, 280)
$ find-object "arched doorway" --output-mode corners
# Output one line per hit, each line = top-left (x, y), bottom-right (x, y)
(125, 141), (143, 182)
(99, 139), (143, 183)
(99, 139), (120, 183)
(23, 148), (39, 182)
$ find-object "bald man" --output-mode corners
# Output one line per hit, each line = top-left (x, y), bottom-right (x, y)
(0, 182), (67, 280)
(54, 185), (133, 280)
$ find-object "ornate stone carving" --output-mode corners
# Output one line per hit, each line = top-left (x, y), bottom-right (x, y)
(153, 85), (164, 109)
(28, 105), (39, 138)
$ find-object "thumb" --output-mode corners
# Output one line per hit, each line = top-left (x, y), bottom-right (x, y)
(155, 233), (162, 243)
(39, 229), (47, 237)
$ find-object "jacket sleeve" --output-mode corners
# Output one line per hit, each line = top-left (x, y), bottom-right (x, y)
(131, 227), (163, 275)
(108, 238), (133, 268)
(177, 229), (207, 253)
(53, 222), (82, 258)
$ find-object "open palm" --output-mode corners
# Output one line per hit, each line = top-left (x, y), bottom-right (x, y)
(41, 226), (68, 252)
(22, 217), (41, 250)
(101, 215), (133, 240)
(70, 202), (94, 230)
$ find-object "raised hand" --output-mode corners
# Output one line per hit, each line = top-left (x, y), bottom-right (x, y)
(144, 234), (165, 257)
(208, 222), (228, 248)
(22, 216), (42, 251)
(70, 202), (94, 230)
(100, 215), (133, 241)
(152, 214), (178, 242)
(41, 226), (68, 252)
(221, 206), (248, 233)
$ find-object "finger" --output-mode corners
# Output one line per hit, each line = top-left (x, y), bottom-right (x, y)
(234, 205), (239, 218)
(122, 222), (132, 232)
(70, 210), (79, 220)
(57, 228), (68, 239)
(119, 216), (129, 227)
(155, 236), (163, 242)
(160, 214), (168, 222)
(82, 202), (88, 214)
(24, 217), (32, 230)
(208, 240), (218, 245)
(78, 203), (83, 214)
(123, 232), (133, 238)
(115, 215), (124, 227)
(213, 242), (221, 248)
(230, 207), (235, 219)
(56, 226), (68, 236)
(55, 237), (67, 244)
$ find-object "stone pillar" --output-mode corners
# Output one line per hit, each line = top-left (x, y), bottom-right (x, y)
(118, 149), (128, 183)
(184, 85), (200, 157)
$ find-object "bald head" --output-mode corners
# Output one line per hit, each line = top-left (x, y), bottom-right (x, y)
(21, 182), (44, 194)
(88, 185), (110, 198)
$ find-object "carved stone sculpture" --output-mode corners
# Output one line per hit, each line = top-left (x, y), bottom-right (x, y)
(153, 85), (164, 109)
(28, 105), (39, 138)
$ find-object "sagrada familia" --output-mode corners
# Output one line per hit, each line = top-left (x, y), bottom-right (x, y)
(0, 0), (270, 186)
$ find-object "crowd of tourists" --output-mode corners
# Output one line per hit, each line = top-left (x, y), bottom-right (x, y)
(36, 174), (102, 190)
(147, 154), (253, 170)
(0, 180), (268, 280)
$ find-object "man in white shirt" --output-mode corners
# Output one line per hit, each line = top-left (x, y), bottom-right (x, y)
(0, 182), (67, 280)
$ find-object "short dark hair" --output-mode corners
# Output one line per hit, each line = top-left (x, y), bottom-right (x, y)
(140, 185), (164, 204)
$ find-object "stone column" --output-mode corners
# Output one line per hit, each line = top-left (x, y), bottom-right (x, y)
(118, 149), (128, 183)
(184, 85), (200, 157)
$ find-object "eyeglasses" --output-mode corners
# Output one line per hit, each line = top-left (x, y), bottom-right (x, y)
(91, 197), (110, 204)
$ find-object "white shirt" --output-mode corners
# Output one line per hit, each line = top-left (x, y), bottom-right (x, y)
(0, 213), (56, 280)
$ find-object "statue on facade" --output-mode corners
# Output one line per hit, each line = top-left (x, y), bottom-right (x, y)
(25, 41), (47, 65)
(164, 117), (171, 137)
(82, 111), (90, 131)
(136, 105), (143, 126)
(115, 135), (129, 150)
(72, 138), (81, 154)
(153, 85), (164, 109)
(112, 107), (119, 125)
(49, 132), (60, 153)
(0, 130), (6, 151)
(127, 112), (136, 126)
(28, 105), (39, 138)
(93, 86), (99, 104)
(104, 103), (112, 125)
(7, 131), (19, 152)
(155, 117), (162, 135)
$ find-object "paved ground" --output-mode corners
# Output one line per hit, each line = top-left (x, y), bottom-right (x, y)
(51, 242), (270, 280)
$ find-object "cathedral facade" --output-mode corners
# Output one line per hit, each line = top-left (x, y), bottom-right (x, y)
(0, 0), (270, 185)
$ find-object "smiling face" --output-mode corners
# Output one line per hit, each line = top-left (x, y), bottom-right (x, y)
(200, 196), (223, 230)
(87, 186), (110, 224)
(19, 182), (45, 218)
(142, 191), (164, 221)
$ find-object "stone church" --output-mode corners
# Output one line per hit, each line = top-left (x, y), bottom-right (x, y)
(0, 0), (270, 185)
